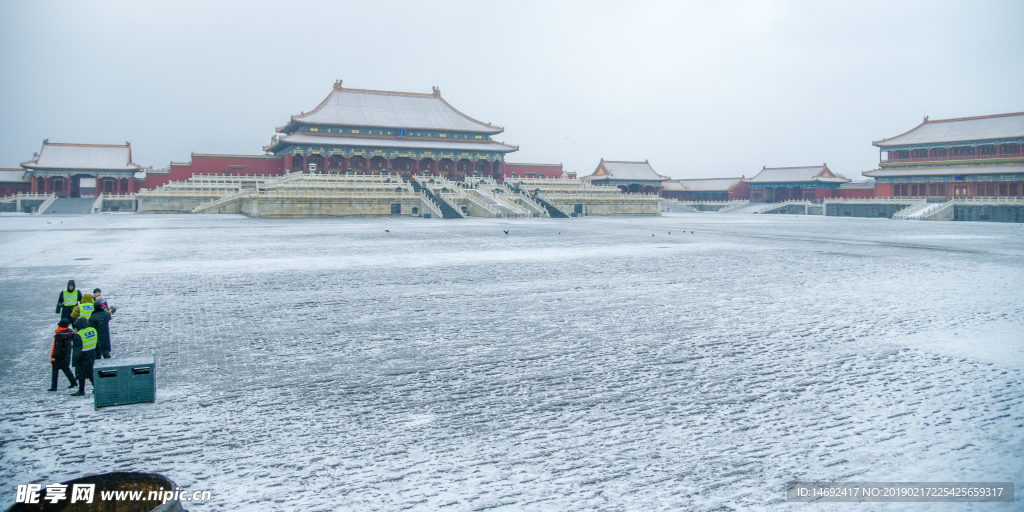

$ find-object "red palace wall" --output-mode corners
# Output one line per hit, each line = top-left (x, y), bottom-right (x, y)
(834, 188), (876, 199)
(874, 184), (892, 197)
(505, 163), (563, 179)
(728, 182), (751, 200)
(0, 183), (31, 197)
(143, 154), (284, 190)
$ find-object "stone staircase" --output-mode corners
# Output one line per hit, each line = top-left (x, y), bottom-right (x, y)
(412, 180), (463, 218)
(531, 195), (570, 218)
(893, 202), (942, 220)
(40, 197), (96, 214)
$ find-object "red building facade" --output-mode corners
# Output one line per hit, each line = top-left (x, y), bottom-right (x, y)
(505, 163), (563, 179)
(264, 81), (517, 181)
(866, 113), (1024, 199)
(661, 178), (750, 201)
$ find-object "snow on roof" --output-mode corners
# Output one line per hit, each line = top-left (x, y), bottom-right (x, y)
(670, 177), (745, 191)
(863, 164), (1024, 177)
(271, 133), (518, 153)
(874, 113), (1024, 147)
(22, 141), (139, 171)
(586, 160), (669, 181)
(838, 181), (875, 189)
(0, 168), (28, 182)
(284, 82), (503, 134)
(747, 165), (848, 184)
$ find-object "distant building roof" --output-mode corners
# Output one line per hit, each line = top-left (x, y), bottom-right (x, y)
(667, 177), (745, 192)
(268, 133), (517, 153)
(874, 112), (1024, 147)
(505, 163), (563, 168)
(0, 168), (28, 182)
(585, 160), (669, 182)
(838, 180), (875, 189)
(279, 81), (503, 134)
(863, 164), (1024, 178)
(747, 165), (848, 184)
(22, 141), (140, 171)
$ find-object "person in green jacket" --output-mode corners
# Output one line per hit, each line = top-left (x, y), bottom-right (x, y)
(71, 318), (98, 396)
(55, 280), (81, 320)
(70, 294), (96, 322)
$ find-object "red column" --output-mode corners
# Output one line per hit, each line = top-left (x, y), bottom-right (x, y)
(116, 178), (121, 195)
(31, 175), (37, 193)
(342, 156), (349, 173)
(301, 155), (308, 173)
(128, 176), (134, 194)
(284, 154), (293, 174)
(323, 153), (330, 173)
(385, 157), (391, 174)
(362, 157), (369, 174)
(412, 159), (420, 174)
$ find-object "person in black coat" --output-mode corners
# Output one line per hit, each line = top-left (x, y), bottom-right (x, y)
(70, 318), (96, 396)
(49, 319), (77, 391)
(90, 304), (113, 359)
(56, 280), (82, 320)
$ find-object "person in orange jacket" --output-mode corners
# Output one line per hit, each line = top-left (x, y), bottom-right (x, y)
(49, 319), (77, 391)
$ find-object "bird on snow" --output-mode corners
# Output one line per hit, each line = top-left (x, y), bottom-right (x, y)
(503, 230), (509, 235)
(385, 229), (390, 233)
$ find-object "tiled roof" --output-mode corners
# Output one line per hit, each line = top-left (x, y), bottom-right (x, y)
(283, 83), (503, 134)
(22, 141), (139, 171)
(838, 181), (875, 189)
(874, 113), (1024, 147)
(863, 164), (1024, 177)
(747, 165), (848, 183)
(669, 177), (745, 191)
(269, 133), (518, 153)
(0, 168), (29, 182)
(586, 160), (669, 181)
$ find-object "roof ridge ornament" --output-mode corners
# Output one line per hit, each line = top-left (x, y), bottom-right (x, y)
(334, 80), (343, 91)
(432, 86), (441, 97)
(924, 115), (929, 123)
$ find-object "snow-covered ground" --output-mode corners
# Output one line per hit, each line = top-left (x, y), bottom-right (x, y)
(1, 213), (1021, 511)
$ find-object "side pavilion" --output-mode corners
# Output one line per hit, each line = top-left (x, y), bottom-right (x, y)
(747, 165), (849, 202)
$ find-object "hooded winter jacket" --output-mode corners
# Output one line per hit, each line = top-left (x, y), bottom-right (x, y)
(71, 294), (95, 321)
(56, 281), (82, 315)
(71, 318), (96, 364)
(89, 308), (112, 356)
(51, 327), (75, 366)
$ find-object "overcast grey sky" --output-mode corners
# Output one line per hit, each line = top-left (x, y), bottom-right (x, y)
(1, 0), (1021, 179)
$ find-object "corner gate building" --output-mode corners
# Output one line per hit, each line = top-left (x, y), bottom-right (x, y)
(263, 81), (518, 180)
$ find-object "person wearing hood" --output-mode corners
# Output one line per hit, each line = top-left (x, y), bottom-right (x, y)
(90, 301), (114, 359)
(71, 318), (98, 396)
(56, 280), (82, 320)
(71, 294), (96, 322)
(49, 319), (77, 391)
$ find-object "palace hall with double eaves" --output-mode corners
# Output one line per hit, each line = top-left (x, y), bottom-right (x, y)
(264, 81), (518, 180)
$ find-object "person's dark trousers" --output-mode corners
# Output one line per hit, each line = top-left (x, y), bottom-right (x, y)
(98, 339), (111, 359)
(59, 306), (75, 320)
(50, 364), (76, 390)
(74, 353), (96, 394)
